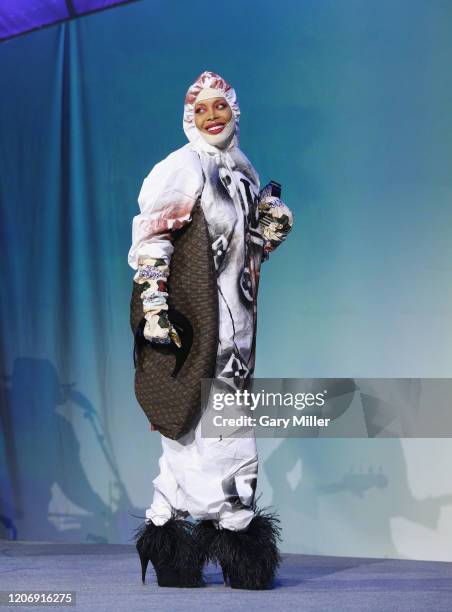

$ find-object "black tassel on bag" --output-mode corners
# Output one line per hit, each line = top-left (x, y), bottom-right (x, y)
(134, 516), (204, 588)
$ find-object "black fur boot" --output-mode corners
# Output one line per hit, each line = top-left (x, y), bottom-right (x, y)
(195, 508), (282, 590)
(134, 517), (204, 588)
(191, 519), (220, 581)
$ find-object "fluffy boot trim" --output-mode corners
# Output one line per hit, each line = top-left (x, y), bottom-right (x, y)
(134, 516), (204, 587)
(209, 507), (282, 590)
(191, 519), (218, 566)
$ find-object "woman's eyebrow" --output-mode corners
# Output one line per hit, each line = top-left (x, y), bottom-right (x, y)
(196, 98), (225, 105)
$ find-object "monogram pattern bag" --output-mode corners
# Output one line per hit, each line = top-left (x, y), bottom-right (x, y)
(130, 200), (219, 440)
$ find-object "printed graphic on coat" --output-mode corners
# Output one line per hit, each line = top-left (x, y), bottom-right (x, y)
(221, 456), (258, 510)
(195, 145), (265, 388)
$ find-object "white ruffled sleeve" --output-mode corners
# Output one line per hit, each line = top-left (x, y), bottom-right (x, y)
(128, 148), (204, 270)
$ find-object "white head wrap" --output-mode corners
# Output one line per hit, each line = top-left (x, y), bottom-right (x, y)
(183, 71), (240, 147)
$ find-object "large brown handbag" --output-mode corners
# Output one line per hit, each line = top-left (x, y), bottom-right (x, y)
(130, 200), (219, 440)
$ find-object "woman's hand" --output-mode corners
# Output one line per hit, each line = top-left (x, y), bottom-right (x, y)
(143, 309), (182, 347)
(258, 185), (294, 259)
(135, 257), (182, 347)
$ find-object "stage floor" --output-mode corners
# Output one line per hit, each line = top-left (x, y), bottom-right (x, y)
(1, 541), (451, 611)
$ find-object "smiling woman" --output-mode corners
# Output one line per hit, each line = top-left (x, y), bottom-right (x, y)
(129, 70), (294, 590)
(194, 93), (236, 148)
(194, 97), (232, 131)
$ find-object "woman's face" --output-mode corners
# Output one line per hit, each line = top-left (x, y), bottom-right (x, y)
(194, 97), (233, 136)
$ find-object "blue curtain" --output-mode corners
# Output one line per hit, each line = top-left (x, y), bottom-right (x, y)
(0, 22), (144, 543)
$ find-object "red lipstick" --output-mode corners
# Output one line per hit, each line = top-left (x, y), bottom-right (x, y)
(204, 121), (225, 135)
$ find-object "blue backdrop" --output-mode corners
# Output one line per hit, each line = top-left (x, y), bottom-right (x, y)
(1, 0), (452, 559)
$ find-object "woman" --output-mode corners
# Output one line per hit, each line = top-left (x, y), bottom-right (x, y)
(128, 71), (293, 589)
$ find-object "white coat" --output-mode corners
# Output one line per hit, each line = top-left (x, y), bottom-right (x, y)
(128, 71), (293, 530)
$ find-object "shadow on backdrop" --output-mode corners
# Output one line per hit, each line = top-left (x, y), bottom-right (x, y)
(264, 380), (450, 558)
(0, 357), (142, 542)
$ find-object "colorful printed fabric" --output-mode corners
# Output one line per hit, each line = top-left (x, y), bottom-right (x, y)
(134, 257), (178, 345)
(143, 308), (172, 345)
(135, 257), (169, 283)
(257, 186), (294, 261)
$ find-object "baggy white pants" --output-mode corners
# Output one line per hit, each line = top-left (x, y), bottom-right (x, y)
(146, 400), (258, 531)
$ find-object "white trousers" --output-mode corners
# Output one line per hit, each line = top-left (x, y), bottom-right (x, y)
(146, 402), (258, 531)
